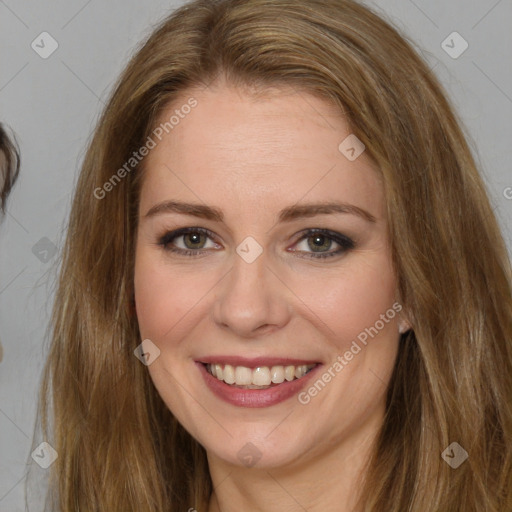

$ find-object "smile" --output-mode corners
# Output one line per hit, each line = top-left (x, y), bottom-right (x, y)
(205, 363), (317, 389)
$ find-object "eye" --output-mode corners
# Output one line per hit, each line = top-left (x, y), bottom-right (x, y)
(290, 229), (355, 259)
(158, 227), (220, 257)
(157, 227), (355, 259)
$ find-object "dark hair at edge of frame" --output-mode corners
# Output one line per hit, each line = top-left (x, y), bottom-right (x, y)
(0, 123), (20, 214)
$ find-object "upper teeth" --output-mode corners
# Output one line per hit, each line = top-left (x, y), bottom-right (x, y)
(206, 363), (316, 387)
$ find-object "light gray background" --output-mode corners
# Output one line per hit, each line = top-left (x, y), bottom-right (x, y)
(0, 0), (511, 510)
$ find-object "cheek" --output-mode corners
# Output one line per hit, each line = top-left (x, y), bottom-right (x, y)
(134, 243), (398, 350)
(133, 249), (213, 341)
(134, 250), (179, 340)
(306, 254), (398, 347)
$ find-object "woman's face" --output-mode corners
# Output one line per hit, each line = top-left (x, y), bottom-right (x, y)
(134, 82), (407, 470)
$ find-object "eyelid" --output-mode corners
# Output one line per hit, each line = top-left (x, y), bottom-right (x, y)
(289, 228), (355, 259)
(157, 226), (355, 259)
(158, 226), (220, 250)
(291, 227), (354, 246)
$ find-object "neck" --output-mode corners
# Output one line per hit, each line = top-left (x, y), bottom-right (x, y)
(206, 409), (383, 512)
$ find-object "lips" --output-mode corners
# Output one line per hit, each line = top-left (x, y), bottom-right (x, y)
(197, 355), (321, 367)
(195, 357), (323, 408)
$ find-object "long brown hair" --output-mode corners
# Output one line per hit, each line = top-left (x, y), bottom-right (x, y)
(27, 0), (512, 510)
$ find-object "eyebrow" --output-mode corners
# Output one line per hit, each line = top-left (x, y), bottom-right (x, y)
(144, 200), (377, 223)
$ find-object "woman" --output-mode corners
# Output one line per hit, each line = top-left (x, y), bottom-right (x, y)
(29, 0), (512, 510)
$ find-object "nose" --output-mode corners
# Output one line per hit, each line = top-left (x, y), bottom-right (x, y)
(212, 249), (292, 338)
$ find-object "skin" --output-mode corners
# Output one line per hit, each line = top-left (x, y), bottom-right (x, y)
(134, 80), (410, 512)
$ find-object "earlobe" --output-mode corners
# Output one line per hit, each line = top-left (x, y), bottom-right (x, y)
(393, 297), (412, 334)
(398, 317), (412, 334)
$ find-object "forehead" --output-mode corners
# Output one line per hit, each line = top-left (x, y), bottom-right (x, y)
(139, 83), (384, 220)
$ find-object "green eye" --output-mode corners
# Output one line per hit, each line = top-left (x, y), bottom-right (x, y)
(159, 227), (218, 256)
(291, 229), (355, 259)
(158, 227), (355, 259)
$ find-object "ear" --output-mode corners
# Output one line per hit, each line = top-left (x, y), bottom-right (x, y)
(393, 295), (412, 334)
(397, 310), (412, 334)
(398, 318), (412, 334)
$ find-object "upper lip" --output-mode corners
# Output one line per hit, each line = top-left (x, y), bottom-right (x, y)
(197, 356), (321, 368)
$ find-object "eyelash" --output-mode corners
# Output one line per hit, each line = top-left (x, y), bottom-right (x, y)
(157, 227), (355, 260)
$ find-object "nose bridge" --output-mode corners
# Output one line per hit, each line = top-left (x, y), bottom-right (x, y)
(213, 246), (290, 336)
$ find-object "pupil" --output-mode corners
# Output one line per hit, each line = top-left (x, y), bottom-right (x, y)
(185, 232), (203, 248)
(309, 235), (330, 252)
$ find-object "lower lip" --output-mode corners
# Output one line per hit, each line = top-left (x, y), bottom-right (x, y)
(196, 362), (322, 408)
